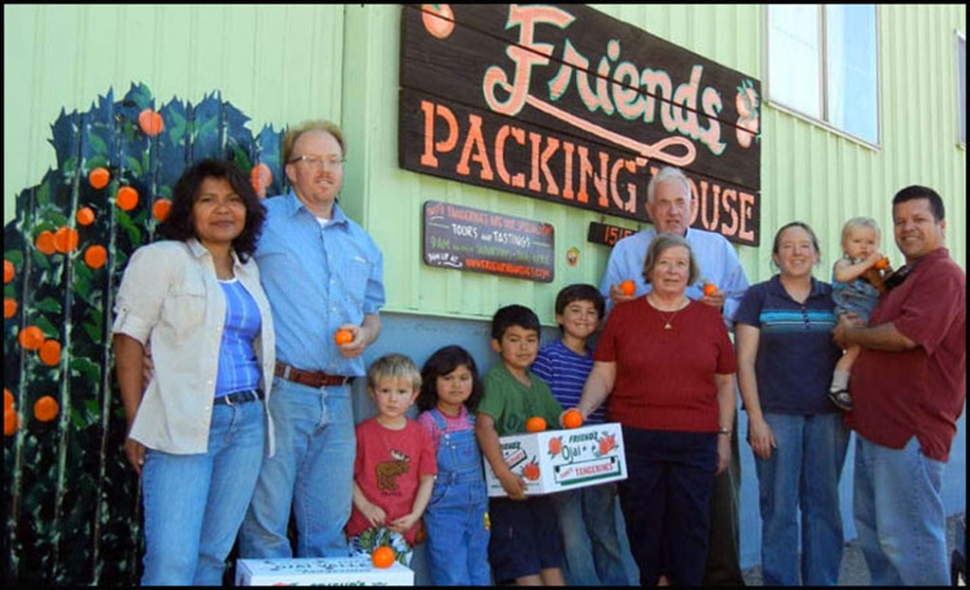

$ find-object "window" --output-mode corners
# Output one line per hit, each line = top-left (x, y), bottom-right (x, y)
(767, 5), (879, 145)
(958, 31), (966, 146)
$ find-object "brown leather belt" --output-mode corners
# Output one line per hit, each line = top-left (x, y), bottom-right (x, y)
(275, 362), (353, 388)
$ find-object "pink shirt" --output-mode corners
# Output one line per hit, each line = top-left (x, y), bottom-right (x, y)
(417, 405), (474, 452)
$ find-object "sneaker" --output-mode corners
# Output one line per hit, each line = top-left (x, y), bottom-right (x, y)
(828, 388), (853, 411)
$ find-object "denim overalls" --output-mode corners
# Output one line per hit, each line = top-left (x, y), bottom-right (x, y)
(422, 408), (491, 585)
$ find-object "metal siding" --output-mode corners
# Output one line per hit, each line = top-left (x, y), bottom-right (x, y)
(4, 5), (344, 224)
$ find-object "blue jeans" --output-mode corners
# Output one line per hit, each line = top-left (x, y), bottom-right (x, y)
(853, 434), (949, 585)
(753, 412), (849, 585)
(239, 377), (356, 558)
(140, 400), (265, 586)
(550, 484), (628, 586)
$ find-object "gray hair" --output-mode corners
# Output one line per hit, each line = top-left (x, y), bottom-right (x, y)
(642, 232), (700, 286)
(646, 166), (692, 204)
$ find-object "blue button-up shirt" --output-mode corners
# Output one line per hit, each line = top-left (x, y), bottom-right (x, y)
(255, 193), (385, 377)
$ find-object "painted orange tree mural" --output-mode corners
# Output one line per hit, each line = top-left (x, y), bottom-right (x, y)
(2, 83), (284, 585)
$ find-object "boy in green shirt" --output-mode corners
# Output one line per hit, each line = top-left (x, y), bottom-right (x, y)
(476, 304), (565, 586)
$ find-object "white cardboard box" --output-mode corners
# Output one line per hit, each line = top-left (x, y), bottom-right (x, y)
(483, 422), (626, 497)
(235, 556), (414, 586)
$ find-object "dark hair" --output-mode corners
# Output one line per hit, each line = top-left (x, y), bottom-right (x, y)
(554, 284), (604, 332)
(771, 221), (820, 256)
(491, 304), (541, 341)
(159, 159), (266, 260)
(892, 185), (945, 221)
(417, 345), (483, 413)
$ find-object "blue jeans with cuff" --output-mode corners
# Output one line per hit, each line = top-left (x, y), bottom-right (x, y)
(549, 483), (628, 585)
(141, 399), (265, 585)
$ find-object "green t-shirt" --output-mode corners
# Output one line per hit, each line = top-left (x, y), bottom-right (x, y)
(478, 362), (564, 436)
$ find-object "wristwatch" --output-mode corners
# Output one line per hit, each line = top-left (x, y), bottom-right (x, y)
(718, 427), (733, 437)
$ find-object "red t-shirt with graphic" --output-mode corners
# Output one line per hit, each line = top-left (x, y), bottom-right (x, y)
(345, 418), (437, 545)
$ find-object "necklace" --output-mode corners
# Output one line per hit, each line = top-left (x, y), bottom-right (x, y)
(648, 294), (688, 330)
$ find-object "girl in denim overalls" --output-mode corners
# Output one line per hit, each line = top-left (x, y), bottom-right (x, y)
(417, 346), (491, 585)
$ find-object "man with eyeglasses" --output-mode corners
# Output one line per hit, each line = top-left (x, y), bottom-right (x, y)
(239, 120), (386, 558)
(834, 185), (966, 586)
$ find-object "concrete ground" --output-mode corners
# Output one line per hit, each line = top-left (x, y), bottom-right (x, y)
(742, 512), (965, 585)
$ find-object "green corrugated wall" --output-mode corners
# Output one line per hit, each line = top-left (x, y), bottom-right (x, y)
(6, 4), (965, 324)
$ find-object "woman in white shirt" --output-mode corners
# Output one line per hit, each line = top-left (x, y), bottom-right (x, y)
(113, 159), (275, 586)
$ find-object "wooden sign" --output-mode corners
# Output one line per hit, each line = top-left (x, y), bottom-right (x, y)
(587, 221), (636, 248)
(400, 4), (761, 246)
(423, 201), (555, 282)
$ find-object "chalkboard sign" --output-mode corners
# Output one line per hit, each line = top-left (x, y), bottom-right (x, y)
(423, 201), (555, 282)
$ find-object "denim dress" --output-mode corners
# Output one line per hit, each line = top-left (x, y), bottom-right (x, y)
(422, 409), (491, 585)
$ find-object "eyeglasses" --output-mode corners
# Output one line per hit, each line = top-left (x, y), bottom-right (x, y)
(288, 155), (345, 170)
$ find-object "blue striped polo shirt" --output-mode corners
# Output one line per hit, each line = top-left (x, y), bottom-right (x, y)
(735, 275), (843, 415)
(532, 338), (607, 424)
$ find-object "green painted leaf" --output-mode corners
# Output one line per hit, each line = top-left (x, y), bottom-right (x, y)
(33, 297), (62, 314)
(70, 357), (101, 382)
(125, 156), (142, 176)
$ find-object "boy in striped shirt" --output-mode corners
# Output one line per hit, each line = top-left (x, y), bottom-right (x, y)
(532, 284), (629, 586)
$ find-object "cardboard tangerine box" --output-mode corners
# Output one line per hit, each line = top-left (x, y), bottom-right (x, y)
(235, 556), (414, 586)
(483, 422), (626, 497)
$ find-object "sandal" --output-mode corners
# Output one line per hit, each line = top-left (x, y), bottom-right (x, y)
(828, 388), (853, 411)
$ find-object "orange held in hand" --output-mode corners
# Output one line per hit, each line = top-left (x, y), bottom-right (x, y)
(874, 257), (890, 270)
(334, 329), (353, 345)
(620, 279), (636, 296)
(525, 416), (547, 432)
(371, 546), (395, 569)
(703, 283), (718, 297)
(562, 409), (584, 429)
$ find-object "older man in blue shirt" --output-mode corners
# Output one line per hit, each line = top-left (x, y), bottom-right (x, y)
(600, 166), (749, 585)
(240, 121), (385, 558)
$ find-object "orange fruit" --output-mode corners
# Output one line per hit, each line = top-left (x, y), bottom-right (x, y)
(116, 186), (139, 211)
(562, 409), (584, 429)
(84, 244), (108, 270)
(36, 230), (57, 255)
(525, 416), (547, 432)
(152, 199), (172, 222)
(39, 340), (61, 366)
(88, 167), (110, 189)
(4, 389), (13, 411)
(250, 163), (273, 196)
(703, 283), (718, 297)
(874, 257), (890, 270)
(371, 546), (395, 569)
(4, 259), (13, 283)
(334, 329), (354, 345)
(33, 395), (59, 422)
(76, 206), (96, 226)
(620, 279), (636, 296)
(138, 108), (164, 136)
(53, 226), (79, 254)
(4, 407), (17, 436)
(4, 298), (17, 319)
(18, 325), (45, 350)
